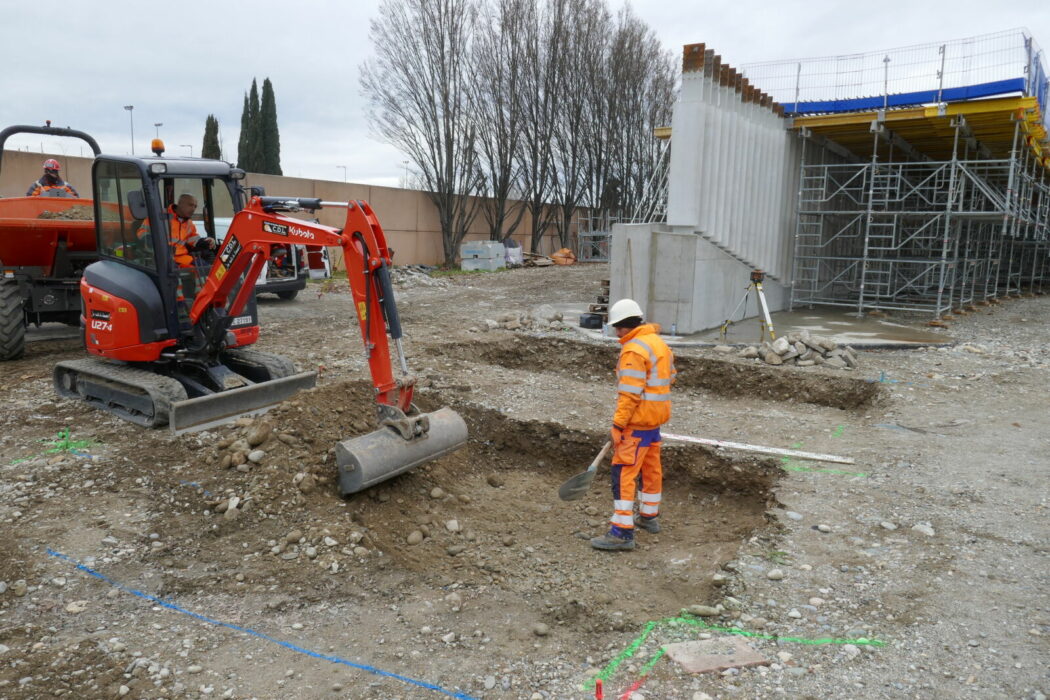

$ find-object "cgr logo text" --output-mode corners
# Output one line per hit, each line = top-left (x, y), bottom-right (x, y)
(263, 222), (289, 236)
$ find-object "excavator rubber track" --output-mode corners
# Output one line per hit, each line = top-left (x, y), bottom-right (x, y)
(54, 358), (189, 428)
(54, 350), (316, 433)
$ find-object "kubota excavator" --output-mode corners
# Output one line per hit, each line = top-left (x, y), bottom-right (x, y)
(53, 148), (467, 494)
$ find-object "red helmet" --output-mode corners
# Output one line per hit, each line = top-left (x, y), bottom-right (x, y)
(43, 158), (61, 171)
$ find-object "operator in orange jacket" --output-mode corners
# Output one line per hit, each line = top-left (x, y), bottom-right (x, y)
(26, 159), (79, 197)
(591, 298), (675, 551)
(137, 194), (215, 268)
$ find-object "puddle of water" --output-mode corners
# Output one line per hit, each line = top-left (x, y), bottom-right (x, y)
(698, 307), (952, 346)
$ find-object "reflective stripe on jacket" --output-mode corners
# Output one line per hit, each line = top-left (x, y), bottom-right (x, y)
(613, 323), (675, 429)
(164, 204), (201, 268)
(26, 179), (79, 197)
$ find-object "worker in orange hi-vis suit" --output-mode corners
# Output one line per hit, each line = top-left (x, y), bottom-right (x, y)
(26, 158), (79, 197)
(591, 298), (676, 552)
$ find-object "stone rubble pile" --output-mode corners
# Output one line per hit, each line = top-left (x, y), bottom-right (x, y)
(483, 304), (571, 332)
(727, 330), (859, 370)
(390, 265), (449, 290)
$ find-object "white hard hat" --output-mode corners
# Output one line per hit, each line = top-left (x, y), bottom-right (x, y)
(608, 298), (643, 326)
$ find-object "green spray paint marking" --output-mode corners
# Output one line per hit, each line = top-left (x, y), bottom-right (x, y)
(671, 615), (885, 646)
(10, 429), (97, 465)
(583, 614), (884, 690)
(584, 621), (659, 689)
(779, 435), (866, 477)
(42, 428), (97, 454)
(783, 464), (868, 477)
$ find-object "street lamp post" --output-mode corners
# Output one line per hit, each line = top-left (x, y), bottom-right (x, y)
(123, 105), (135, 154)
(180, 144), (193, 157)
(154, 122), (163, 138)
(337, 165), (347, 183)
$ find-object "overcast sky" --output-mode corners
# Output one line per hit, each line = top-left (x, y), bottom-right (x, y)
(2, 0), (1047, 188)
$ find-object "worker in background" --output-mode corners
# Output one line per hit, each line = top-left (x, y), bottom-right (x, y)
(26, 158), (79, 197)
(138, 194), (215, 268)
(591, 298), (676, 552)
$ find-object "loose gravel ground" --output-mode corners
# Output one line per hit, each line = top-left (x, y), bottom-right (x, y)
(0, 264), (1047, 699)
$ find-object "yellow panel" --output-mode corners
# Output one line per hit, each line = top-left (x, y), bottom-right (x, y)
(792, 95), (1049, 169)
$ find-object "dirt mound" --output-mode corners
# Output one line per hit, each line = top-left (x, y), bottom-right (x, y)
(435, 335), (881, 410)
(37, 204), (94, 220)
(116, 380), (781, 638)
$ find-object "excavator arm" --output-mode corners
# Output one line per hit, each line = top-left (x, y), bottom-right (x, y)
(190, 196), (412, 413)
(189, 195), (466, 493)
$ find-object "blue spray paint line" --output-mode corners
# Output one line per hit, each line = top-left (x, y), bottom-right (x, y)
(46, 549), (477, 700)
(178, 480), (215, 499)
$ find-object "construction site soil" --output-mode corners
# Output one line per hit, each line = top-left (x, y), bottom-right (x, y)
(0, 264), (1047, 699)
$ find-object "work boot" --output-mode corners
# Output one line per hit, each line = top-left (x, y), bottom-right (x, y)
(634, 515), (661, 534)
(590, 532), (635, 551)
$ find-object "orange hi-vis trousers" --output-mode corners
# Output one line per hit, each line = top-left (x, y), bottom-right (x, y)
(609, 426), (663, 537)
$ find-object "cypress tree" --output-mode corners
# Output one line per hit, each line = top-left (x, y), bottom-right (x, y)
(247, 79), (263, 173)
(236, 93), (251, 170)
(259, 78), (282, 175)
(201, 115), (221, 160)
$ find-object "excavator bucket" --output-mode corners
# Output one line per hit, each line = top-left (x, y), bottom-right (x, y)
(335, 407), (468, 495)
(169, 371), (317, 434)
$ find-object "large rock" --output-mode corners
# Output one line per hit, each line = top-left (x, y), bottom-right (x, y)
(246, 422), (273, 447)
(770, 337), (791, 355)
(531, 304), (562, 323)
(762, 351), (784, 366)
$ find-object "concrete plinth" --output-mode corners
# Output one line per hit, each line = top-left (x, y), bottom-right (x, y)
(609, 223), (788, 335)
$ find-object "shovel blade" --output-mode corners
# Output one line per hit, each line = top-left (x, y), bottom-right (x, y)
(558, 467), (597, 501)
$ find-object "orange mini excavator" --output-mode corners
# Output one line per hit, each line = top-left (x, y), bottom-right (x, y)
(54, 149), (465, 493)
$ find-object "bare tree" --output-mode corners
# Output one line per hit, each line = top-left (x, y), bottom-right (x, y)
(516, 0), (565, 253)
(362, 0), (485, 264)
(601, 9), (677, 219)
(472, 0), (529, 241)
(550, 0), (610, 247)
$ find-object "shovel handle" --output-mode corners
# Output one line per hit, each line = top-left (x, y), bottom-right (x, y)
(589, 441), (613, 471)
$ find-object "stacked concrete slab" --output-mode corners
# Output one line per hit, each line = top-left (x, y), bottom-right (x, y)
(610, 44), (801, 334)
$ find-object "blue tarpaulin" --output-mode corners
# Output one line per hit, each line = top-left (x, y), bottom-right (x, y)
(786, 78), (1028, 115)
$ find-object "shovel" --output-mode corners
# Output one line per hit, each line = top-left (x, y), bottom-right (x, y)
(557, 441), (612, 501)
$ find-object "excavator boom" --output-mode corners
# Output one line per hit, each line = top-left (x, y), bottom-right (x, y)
(192, 196), (467, 492)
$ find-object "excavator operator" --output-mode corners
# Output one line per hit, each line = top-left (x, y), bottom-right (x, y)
(26, 158), (79, 197)
(137, 193), (216, 268)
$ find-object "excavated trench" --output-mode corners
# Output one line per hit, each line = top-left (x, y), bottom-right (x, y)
(138, 379), (781, 639)
(431, 335), (881, 410)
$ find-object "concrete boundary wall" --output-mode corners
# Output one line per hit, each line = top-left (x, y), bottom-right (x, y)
(1, 149), (561, 267)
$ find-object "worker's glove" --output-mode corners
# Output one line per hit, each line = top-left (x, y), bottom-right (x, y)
(610, 425), (639, 466)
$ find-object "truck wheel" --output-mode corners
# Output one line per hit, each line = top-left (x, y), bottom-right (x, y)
(277, 290), (299, 301)
(0, 280), (26, 361)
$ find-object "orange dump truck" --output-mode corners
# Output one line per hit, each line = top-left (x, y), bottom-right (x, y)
(0, 125), (102, 359)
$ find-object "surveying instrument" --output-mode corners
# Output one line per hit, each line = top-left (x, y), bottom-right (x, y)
(719, 269), (777, 343)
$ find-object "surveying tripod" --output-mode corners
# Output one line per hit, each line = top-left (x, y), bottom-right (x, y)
(719, 269), (777, 343)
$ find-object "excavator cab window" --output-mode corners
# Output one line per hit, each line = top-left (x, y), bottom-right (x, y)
(93, 160), (156, 270)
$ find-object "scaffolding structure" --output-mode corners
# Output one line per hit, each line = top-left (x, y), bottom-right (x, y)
(791, 113), (1050, 315)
